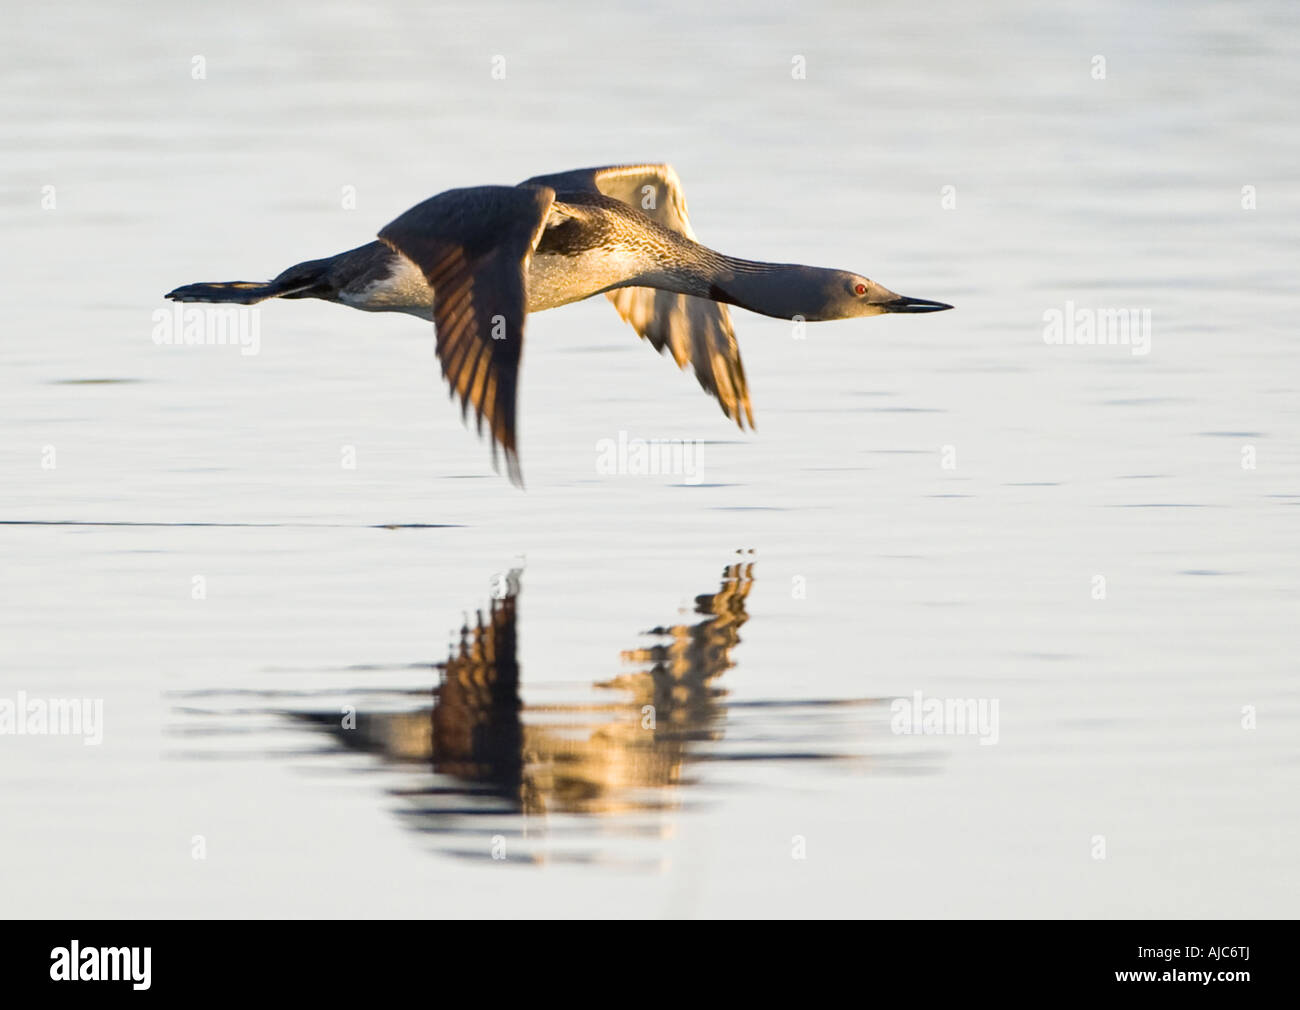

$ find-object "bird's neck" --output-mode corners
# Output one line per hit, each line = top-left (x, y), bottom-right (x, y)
(653, 248), (838, 321)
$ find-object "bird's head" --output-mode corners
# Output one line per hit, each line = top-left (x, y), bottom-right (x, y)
(807, 271), (953, 321)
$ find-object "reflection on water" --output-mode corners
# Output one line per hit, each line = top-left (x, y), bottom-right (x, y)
(174, 560), (897, 866)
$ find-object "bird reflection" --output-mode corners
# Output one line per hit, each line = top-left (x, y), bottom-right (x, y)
(293, 562), (755, 827)
(170, 559), (917, 864)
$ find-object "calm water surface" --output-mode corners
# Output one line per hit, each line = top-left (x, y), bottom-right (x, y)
(1, 0), (1297, 916)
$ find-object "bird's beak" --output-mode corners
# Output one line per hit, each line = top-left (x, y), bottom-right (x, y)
(879, 294), (954, 314)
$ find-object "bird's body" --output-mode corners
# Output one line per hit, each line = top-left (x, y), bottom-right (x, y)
(166, 164), (951, 484)
(311, 193), (722, 317)
(314, 199), (662, 320)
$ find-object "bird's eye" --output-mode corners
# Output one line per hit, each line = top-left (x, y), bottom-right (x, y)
(854, 283), (868, 295)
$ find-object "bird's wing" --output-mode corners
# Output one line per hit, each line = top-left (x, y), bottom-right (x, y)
(378, 185), (555, 486)
(521, 164), (754, 429)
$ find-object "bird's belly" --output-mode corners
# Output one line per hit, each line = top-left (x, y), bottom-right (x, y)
(338, 252), (435, 320)
(336, 248), (637, 319)
(526, 251), (637, 312)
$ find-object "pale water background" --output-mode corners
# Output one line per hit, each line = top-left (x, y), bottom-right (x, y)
(2, 0), (1297, 917)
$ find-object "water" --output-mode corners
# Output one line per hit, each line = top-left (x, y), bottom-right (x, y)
(2, 0), (1297, 917)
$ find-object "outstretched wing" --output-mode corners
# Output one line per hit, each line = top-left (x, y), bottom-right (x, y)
(520, 164), (754, 429)
(378, 185), (555, 486)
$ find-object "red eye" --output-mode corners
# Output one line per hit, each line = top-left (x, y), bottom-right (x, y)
(854, 283), (867, 295)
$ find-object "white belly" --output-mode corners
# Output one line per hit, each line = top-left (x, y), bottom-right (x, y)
(338, 248), (639, 320)
(339, 252), (435, 320)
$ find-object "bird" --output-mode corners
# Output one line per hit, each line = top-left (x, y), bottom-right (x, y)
(165, 163), (952, 485)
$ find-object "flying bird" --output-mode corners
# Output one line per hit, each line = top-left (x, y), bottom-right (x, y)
(166, 164), (952, 485)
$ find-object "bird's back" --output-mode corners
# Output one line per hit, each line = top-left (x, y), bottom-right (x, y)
(526, 190), (704, 311)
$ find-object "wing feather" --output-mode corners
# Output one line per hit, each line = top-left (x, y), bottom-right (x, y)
(378, 185), (554, 486)
(521, 164), (754, 429)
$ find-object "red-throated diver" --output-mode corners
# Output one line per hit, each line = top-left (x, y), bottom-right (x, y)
(165, 164), (952, 486)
